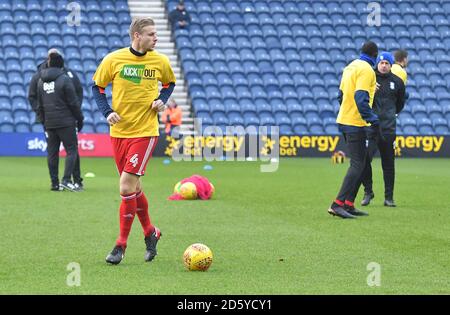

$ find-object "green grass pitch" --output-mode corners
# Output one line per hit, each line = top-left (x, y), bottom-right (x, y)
(1, 156), (449, 294)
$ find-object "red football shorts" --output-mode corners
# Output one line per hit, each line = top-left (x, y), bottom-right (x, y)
(111, 136), (158, 176)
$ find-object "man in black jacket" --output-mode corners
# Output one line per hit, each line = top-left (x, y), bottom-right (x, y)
(37, 53), (84, 192)
(168, 0), (191, 30)
(28, 48), (85, 190)
(359, 52), (406, 207)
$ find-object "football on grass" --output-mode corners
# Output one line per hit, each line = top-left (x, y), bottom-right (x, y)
(183, 243), (213, 271)
(179, 182), (197, 199)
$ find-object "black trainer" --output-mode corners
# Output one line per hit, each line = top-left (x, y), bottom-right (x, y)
(106, 245), (125, 265)
(144, 228), (162, 262)
(51, 184), (63, 191)
(361, 192), (374, 206)
(328, 202), (357, 219)
(74, 182), (84, 192)
(345, 204), (369, 216)
(61, 181), (78, 192)
(384, 199), (396, 207)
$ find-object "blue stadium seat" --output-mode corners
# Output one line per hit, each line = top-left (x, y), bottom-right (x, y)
(0, 10), (13, 23)
(197, 112), (213, 126)
(242, 61), (259, 75)
(416, 116), (433, 132)
(412, 104), (428, 120)
(247, 74), (264, 88)
(190, 87), (207, 103)
(0, 78), (8, 91)
(183, 61), (199, 76)
(216, 73), (232, 88)
(180, 48), (195, 62)
(243, 112), (260, 127)
(224, 99), (241, 115)
(0, 72), (8, 85)
(433, 118), (449, 134)
(228, 112), (244, 126)
(100, 1), (116, 14)
(82, 60), (98, 73)
(250, 87), (268, 102)
(401, 116), (417, 131)
(17, 34), (33, 48)
(211, 1), (226, 13)
(278, 124), (293, 135)
(0, 96), (10, 111)
(286, 102), (302, 115)
(80, 47), (96, 61)
(238, 98), (257, 115)
(209, 99), (226, 114)
(212, 112), (228, 126)
(279, 75), (295, 88)
(9, 83), (25, 98)
(318, 103), (335, 119)
(275, 112), (291, 126)
(86, 1), (101, 12)
(65, 48), (82, 61)
(256, 101), (272, 115)
(201, 73), (217, 88)
(0, 2), (11, 10)
(92, 35), (108, 49)
(30, 122), (44, 133)
(0, 112), (14, 132)
(193, 100), (209, 114)
(116, 1), (131, 13)
(292, 125), (308, 135)
(14, 114), (30, 133)
(403, 126), (419, 135)
(270, 101), (287, 114)
(264, 82), (282, 100)
(8, 72), (23, 85)
(231, 73), (248, 86)
(1, 22), (15, 36)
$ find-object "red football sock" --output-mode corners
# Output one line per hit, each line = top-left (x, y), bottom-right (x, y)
(135, 191), (155, 237)
(116, 193), (137, 248)
(344, 200), (354, 207)
(334, 199), (344, 206)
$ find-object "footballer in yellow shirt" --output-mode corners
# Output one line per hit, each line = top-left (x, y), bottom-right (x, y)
(93, 47), (176, 138)
(328, 41), (380, 219)
(336, 59), (377, 127)
(92, 18), (175, 265)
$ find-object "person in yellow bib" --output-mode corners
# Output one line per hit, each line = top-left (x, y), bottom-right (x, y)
(391, 49), (408, 85)
(92, 18), (176, 265)
(328, 41), (380, 219)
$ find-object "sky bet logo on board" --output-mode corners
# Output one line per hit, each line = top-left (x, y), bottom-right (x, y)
(27, 137), (47, 152)
(120, 65), (156, 84)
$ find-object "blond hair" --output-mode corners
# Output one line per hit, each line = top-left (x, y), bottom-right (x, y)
(129, 18), (155, 41)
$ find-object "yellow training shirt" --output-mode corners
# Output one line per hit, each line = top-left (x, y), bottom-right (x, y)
(391, 63), (407, 85)
(336, 59), (376, 127)
(93, 47), (176, 138)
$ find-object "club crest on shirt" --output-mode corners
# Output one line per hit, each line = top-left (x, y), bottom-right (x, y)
(390, 81), (395, 90)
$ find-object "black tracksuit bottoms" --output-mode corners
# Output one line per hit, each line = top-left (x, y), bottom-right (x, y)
(45, 126), (79, 185)
(336, 130), (368, 202)
(361, 133), (396, 200)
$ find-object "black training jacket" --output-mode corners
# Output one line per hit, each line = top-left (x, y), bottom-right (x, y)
(28, 62), (83, 122)
(37, 68), (84, 129)
(373, 70), (406, 134)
